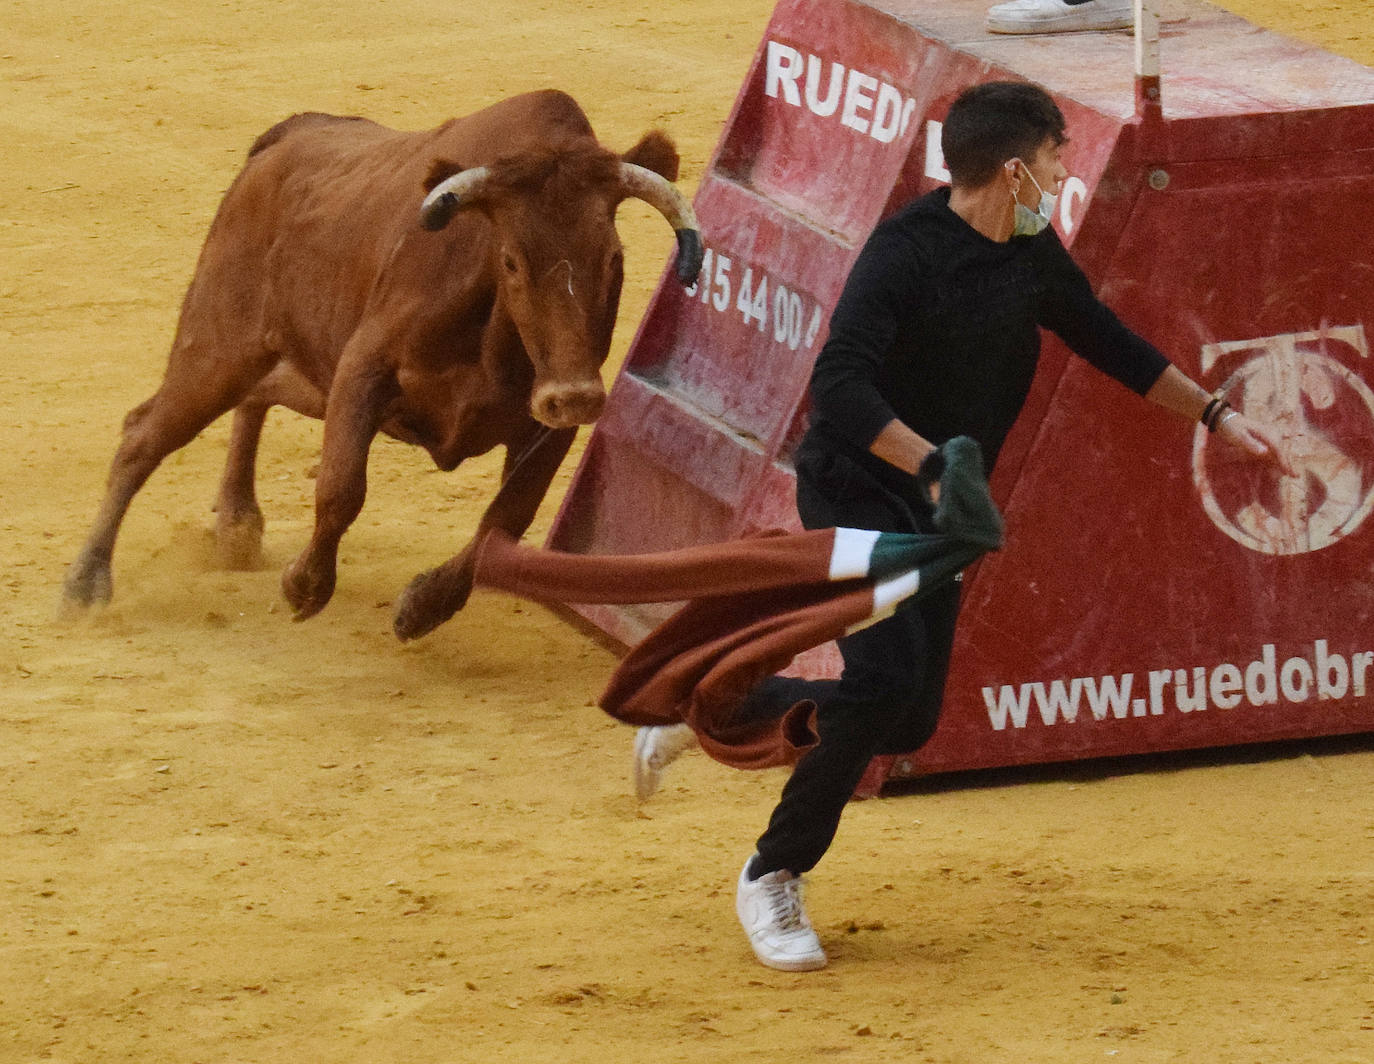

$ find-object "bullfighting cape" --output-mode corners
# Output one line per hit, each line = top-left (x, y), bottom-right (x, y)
(473, 435), (1003, 769)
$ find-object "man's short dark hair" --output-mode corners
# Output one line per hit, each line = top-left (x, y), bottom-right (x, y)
(941, 81), (1066, 188)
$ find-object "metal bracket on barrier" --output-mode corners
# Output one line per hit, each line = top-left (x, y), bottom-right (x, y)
(1134, 0), (1163, 124)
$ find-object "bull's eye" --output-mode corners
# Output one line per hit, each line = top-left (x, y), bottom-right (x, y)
(503, 254), (519, 275)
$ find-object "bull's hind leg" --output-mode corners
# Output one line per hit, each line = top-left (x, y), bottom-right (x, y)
(62, 350), (276, 613)
(214, 364), (326, 570)
(392, 423), (576, 641)
(213, 403), (270, 571)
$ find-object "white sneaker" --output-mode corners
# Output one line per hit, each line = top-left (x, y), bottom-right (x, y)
(632, 723), (697, 800)
(987, 0), (1133, 34)
(735, 857), (828, 972)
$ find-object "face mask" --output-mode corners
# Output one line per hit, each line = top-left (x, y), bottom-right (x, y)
(1011, 164), (1057, 237)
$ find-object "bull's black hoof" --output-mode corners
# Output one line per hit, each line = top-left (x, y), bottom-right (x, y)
(281, 555), (335, 621)
(214, 510), (266, 572)
(289, 600), (327, 623)
(59, 558), (113, 618)
(392, 567), (470, 642)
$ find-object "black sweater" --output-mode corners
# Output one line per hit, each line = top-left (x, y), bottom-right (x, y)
(806, 187), (1170, 476)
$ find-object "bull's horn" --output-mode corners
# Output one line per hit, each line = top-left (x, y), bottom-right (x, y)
(419, 166), (492, 231)
(620, 163), (704, 287)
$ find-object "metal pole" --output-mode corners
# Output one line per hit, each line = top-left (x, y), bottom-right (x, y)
(1134, 0), (1162, 120)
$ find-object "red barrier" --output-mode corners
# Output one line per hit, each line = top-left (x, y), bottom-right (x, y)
(548, 0), (1374, 788)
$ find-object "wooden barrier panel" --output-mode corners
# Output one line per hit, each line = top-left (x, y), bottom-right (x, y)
(548, 0), (1374, 787)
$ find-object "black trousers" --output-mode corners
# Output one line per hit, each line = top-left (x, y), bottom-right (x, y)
(741, 440), (961, 877)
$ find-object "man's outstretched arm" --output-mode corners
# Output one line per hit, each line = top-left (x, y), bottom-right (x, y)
(1144, 364), (1295, 476)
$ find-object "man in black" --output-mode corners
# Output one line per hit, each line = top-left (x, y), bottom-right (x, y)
(636, 81), (1291, 972)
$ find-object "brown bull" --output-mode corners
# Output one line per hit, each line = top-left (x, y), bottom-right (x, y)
(62, 90), (702, 639)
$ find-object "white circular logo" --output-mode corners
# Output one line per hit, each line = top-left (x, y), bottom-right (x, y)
(1192, 327), (1374, 556)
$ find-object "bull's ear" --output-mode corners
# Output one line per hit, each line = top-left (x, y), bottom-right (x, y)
(621, 130), (679, 183)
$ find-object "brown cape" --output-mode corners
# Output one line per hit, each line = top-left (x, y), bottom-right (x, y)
(473, 436), (1003, 769)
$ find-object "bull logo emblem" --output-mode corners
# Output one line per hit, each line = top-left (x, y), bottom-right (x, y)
(1192, 325), (1374, 555)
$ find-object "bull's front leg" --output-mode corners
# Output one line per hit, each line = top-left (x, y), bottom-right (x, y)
(393, 424), (576, 641)
(281, 347), (396, 620)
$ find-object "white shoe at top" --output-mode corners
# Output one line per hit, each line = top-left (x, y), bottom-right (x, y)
(632, 723), (697, 801)
(735, 857), (828, 972)
(986, 0), (1134, 34)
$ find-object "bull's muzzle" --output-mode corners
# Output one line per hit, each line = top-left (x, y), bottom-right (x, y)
(530, 380), (606, 429)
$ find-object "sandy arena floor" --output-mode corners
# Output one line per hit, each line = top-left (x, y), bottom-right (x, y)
(3, 2), (1372, 1062)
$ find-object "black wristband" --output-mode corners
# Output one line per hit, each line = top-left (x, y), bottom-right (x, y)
(1205, 399), (1232, 433)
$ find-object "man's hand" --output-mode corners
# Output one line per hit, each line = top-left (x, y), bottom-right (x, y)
(869, 419), (942, 503)
(1217, 410), (1297, 477)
